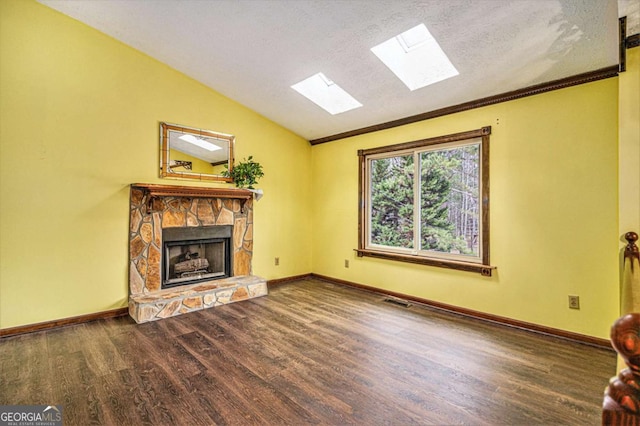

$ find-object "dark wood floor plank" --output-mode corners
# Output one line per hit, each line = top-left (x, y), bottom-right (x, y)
(182, 370), (266, 425)
(93, 369), (148, 426)
(108, 327), (225, 425)
(121, 361), (213, 426)
(0, 332), (52, 405)
(45, 325), (83, 357)
(178, 330), (320, 424)
(132, 321), (208, 378)
(0, 278), (616, 425)
(49, 352), (104, 425)
(73, 322), (130, 377)
(178, 309), (290, 382)
(267, 367), (355, 424)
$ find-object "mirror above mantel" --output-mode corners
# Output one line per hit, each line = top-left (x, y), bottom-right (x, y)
(160, 122), (234, 182)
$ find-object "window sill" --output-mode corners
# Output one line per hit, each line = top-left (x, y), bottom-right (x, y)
(355, 249), (495, 276)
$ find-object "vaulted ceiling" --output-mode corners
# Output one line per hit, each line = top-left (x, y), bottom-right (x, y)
(39, 1), (629, 141)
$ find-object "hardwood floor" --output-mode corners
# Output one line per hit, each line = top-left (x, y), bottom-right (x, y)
(0, 278), (616, 425)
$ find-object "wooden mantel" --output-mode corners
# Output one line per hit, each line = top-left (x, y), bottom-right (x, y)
(132, 183), (252, 200)
(132, 183), (253, 212)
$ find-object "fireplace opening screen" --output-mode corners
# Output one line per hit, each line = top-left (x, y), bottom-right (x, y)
(163, 238), (230, 288)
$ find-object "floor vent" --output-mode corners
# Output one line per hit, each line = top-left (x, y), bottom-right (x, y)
(383, 297), (412, 308)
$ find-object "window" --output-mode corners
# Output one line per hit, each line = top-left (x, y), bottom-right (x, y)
(370, 23), (459, 91)
(291, 72), (362, 115)
(357, 126), (493, 276)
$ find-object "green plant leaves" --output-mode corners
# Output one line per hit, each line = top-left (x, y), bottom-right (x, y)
(222, 156), (264, 189)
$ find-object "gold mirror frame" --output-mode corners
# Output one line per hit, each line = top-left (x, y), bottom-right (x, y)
(160, 122), (234, 182)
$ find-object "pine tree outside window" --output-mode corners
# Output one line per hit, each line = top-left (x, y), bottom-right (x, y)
(358, 127), (493, 276)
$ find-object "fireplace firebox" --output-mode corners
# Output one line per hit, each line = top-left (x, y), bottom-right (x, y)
(162, 225), (232, 289)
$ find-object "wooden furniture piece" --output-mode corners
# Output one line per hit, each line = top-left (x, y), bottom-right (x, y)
(603, 232), (640, 425)
(603, 313), (640, 425)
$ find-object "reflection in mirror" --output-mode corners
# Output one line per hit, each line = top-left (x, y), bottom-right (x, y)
(160, 122), (234, 182)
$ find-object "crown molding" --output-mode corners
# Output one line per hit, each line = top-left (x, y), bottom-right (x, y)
(310, 65), (619, 145)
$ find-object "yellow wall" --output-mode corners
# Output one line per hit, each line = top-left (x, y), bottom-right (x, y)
(0, 0), (312, 328)
(311, 79), (620, 339)
(619, 47), (640, 241)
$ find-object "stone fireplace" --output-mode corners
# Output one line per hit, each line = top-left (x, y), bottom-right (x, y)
(128, 183), (267, 323)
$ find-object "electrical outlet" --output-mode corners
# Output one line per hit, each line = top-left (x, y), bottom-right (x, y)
(344, 259), (349, 268)
(568, 295), (580, 310)
(275, 257), (280, 266)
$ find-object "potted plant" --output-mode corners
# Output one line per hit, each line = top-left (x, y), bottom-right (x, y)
(222, 156), (264, 189)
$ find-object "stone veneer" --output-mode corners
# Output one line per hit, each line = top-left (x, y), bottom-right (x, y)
(129, 275), (267, 323)
(128, 184), (267, 323)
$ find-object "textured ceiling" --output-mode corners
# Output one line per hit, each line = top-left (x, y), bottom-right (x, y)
(38, 0), (621, 141)
(619, 0), (640, 35)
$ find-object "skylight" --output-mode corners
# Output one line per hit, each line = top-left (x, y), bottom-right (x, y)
(291, 73), (362, 115)
(178, 134), (221, 152)
(371, 23), (458, 91)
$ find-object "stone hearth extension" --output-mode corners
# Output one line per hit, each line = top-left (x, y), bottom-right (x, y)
(129, 275), (267, 323)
